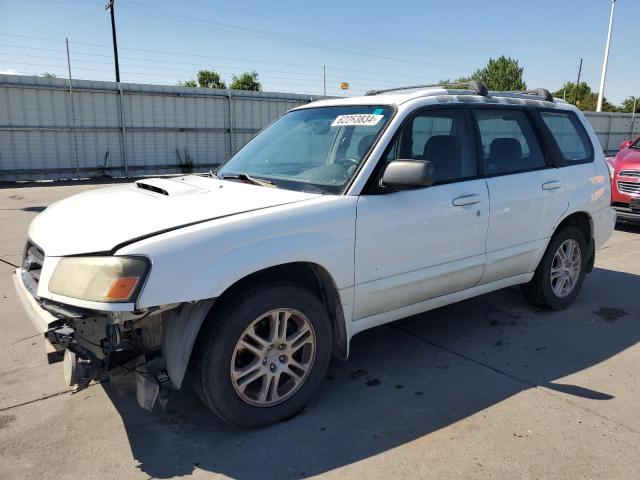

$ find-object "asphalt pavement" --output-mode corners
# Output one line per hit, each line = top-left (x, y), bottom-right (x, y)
(1, 180), (639, 479)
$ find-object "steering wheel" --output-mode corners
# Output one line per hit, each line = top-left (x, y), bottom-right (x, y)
(336, 156), (360, 169)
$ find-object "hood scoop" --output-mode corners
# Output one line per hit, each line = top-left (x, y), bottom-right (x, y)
(136, 181), (169, 195)
(133, 177), (207, 197)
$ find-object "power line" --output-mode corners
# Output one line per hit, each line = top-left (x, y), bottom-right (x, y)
(117, 2), (471, 70)
(1, 33), (600, 81)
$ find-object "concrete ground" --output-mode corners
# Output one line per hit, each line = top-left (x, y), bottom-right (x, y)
(1, 180), (639, 480)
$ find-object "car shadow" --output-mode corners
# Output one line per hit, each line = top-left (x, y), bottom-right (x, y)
(103, 266), (640, 479)
(615, 222), (640, 234)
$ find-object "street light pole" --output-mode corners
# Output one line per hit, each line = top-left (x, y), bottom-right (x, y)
(105, 0), (121, 83)
(597, 0), (616, 112)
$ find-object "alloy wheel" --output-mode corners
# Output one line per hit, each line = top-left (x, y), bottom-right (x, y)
(230, 308), (316, 407)
(550, 239), (582, 298)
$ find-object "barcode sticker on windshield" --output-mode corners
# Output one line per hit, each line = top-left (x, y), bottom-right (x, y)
(331, 114), (383, 127)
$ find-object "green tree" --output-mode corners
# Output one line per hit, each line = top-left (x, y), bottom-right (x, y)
(230, 71), (261, 91)
(178, 79), (197, 87)
(551, 81), (616, 111)
(576, 93), (616, 112)
(552, 81), (592, 104)
(470, 55), (526, 91)
(41, 72), (56, 78)
(438, 76), (472, 86)
(196, 69), (226, 89)
(620, 96), (639, 113)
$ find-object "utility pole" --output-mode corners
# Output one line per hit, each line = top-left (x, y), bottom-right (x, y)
(65, 38), (80, 180)
(65, 38), (73, 90)
(105, 0), (121, 82)
(574, 58), (583, 106)
(323, 65), (326, 99)
(597, 0), (616, 112)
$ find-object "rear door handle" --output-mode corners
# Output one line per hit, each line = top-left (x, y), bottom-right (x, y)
(452, 194), (481, 206)
(542, 180), (563, 191)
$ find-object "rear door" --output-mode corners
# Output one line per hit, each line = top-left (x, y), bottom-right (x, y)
(472, 107), (568, 284)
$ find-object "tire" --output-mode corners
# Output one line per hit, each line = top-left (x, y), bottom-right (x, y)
(191, 281), (332, 428)
(522, 226), (588, 310)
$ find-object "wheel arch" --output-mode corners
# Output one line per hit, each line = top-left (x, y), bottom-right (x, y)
(551, 210), (595, 272)
(164, 262), (350, 390)
(210, 262), (349, 360)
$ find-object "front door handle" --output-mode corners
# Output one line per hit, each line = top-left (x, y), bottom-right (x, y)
(452, 194), (481, 206)
(542, 180), (563, 191)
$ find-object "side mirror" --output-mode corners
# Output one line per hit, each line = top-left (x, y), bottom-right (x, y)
(620, 139), (633, 149)
(381, 159), (434, 190)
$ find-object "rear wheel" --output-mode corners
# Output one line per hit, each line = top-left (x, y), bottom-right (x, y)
(522, 226), (588, 310)
(192, 282), (332, 428)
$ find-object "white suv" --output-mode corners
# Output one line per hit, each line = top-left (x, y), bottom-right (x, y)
(14, 82), (615, 427)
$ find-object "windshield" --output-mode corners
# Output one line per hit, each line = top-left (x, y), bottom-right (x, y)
(217, 105), (394, 194)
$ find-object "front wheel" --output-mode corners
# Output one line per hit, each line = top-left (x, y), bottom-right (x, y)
(522, 226), (588, 310)
(192, 282), (332, 428)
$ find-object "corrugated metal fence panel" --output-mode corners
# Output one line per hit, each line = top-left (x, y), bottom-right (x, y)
(2, 74), (638, 182)
(583, 112), (639, 154)
(0, 75), (320, 181)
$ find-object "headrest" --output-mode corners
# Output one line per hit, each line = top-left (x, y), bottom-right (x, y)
(358, 135), (376, 157)
(423, 135), (456, 161)
(490, 138), (522, 161)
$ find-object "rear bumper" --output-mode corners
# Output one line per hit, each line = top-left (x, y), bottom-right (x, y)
(592, 206), (617, 249)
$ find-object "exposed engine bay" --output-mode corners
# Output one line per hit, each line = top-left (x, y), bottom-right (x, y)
(38, 299), (213, 410)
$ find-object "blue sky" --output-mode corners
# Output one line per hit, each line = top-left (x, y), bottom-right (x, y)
(0, 0), (637, 103)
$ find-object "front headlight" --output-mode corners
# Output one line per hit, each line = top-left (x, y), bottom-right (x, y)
(49, 256), (150, 303)
(606, 159), (615, 181)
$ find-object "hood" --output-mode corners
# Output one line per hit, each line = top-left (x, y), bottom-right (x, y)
(29, 176), (320, 256)
(615, 147), (640, 169)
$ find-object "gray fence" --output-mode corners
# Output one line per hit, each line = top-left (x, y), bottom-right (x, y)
(0, 74), (638, 182)
(583, 111), (639, 155)
(0, 75), (323, 182)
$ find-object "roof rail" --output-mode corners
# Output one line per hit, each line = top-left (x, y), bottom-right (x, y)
(501, 88), (554, 102)
(365, 81), (489, 97)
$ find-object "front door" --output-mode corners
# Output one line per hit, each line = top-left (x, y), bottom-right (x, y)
(353, 107), (489, 321)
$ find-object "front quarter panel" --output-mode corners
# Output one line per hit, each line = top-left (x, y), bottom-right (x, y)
(117, 196), (357, 310)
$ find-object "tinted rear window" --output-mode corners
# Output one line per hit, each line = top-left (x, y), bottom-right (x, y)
(540, 111), (593, 163)
(473, 109), (546, 175)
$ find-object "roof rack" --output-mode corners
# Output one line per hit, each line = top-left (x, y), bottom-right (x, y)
(364, 82), (555, 103)
(365, 81), (489, 97)
(501, 88), (554, 102)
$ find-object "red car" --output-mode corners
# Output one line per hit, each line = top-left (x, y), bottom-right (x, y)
(607, 135), (640, 224)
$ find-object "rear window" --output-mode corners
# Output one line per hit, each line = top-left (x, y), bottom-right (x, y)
(540, 111), (593, 163)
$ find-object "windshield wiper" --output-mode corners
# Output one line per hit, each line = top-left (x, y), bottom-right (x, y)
(221, 172), (278, 188)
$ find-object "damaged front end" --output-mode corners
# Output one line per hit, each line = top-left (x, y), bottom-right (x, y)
(14, 258), (214, 411)
(47, 307), (174, 408)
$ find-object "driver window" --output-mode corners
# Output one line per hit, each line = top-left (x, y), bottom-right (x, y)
(385, 108), (477, 184)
